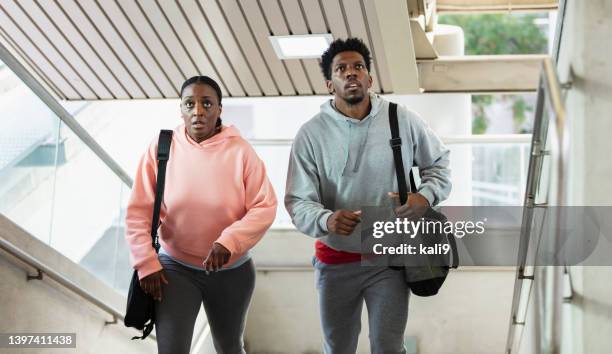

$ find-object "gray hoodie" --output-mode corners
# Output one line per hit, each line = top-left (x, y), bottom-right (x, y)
(285, 94), (451, 252)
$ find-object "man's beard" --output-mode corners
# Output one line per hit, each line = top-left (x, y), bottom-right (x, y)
(342, 92), (365, 105)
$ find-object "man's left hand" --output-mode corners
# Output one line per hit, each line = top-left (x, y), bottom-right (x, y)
(203, 242), (231, 272)
(388, 192), (430, 219)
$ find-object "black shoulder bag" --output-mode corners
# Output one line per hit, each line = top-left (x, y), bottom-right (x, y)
(124, 129), (173, 339)
(388, 102), (458, 297)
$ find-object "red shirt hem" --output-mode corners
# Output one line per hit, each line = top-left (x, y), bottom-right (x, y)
(315, 240), (362, 264)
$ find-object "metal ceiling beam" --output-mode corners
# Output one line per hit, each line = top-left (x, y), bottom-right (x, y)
(418, 54), (548, 93)
(370, 0), (421, 94)
(437, 0), (558, 13)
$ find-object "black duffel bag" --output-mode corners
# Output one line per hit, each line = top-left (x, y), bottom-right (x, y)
(397, 206), (458, 296)
(388, 103), (458, 297)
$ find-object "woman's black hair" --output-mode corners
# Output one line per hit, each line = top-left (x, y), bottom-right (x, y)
(320, 38), (372, 81)
(180, 76), (222, 105)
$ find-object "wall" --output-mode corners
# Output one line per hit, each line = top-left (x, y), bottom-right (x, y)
(552, 0), (612, 353)
(0, 214), (157, 354)
(565, 0), (612, 353)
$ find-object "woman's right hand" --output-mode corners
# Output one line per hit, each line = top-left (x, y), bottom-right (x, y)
(139, 270), (168, 301)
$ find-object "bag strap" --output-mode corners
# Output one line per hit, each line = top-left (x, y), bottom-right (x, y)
(388, 102), (416, 205)
(150, 129), (173, 253)
(389, 103), (459, 269)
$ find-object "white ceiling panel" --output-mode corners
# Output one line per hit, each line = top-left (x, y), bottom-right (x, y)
(56, 0), (145, 98)
(218, 0), (279, 96)
(300, 0), (328, 33)
(116, 0), (186, 95)
(41, 1), (130, 98)
(2, 0), (95, 98)
(0, 0), (403, 100)
(238, 0), (296, 95)
(97, 0), (177, 97)
(0, 26), (65, 99)
(0, 4), (77, 98)
(154, 0), (228, 96)
(259, 0), (312, 95)
(18, 0), (113, 99)
(279, 0), (328, 94)
(319, 0), (349, 39)
(170, 0), (246, 96)
(136, 1), (202, 94)
(73, 0), (162, 98)
(200, 0), (262, 96)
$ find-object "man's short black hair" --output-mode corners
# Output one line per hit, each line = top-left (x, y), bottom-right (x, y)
(180, 75), (222, 105)
(320, 37), (372, 81)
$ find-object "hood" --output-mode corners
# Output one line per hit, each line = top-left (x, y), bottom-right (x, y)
(178, 124), (241, 148)
(318, 93), (386, 174)
(320, 93), (384, 123)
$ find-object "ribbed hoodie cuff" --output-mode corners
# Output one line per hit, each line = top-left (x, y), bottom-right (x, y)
(216, 233), (240, 256)
(136, 257), (163, 280)
(417, 187), (436, 207)
(318, 210), (334, 234)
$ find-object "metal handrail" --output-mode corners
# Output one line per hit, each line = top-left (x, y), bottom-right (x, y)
(437, 0), (559, 13)
(248, 134), (532, 146)
(505, 1), (570, 350)
(0, 220), (218, 346)
(0, 236), (124, 325)
(505, 56), (567, 354)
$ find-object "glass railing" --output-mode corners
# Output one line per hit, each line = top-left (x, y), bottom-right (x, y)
(449, 140), (530, 206)
(0, 54), (132, 295)
(51, 122), (132, 292)
(252, 136), (532, 230)
(505, 56), (568, 354)
(0, 83), (60, 242)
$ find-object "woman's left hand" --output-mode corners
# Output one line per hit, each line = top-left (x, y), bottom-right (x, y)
(203, 242), (231, 272)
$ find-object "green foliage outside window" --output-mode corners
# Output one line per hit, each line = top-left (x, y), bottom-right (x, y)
(438, 14), (548, 134)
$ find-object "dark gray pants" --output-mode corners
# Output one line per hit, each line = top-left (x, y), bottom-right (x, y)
(314, 257), (409, 354)
(155, 255), (255, 354)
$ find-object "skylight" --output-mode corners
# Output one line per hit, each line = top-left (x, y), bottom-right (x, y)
(269, 34), (334, 59)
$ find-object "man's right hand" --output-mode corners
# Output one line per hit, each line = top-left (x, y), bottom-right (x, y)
(327, 209), (362, 235)
(139, 270), (168, 301)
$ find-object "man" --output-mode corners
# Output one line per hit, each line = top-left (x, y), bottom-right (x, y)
(284, 38), (451, 354)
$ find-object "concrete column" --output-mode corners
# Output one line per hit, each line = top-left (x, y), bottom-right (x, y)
(557, 0), (612, 353)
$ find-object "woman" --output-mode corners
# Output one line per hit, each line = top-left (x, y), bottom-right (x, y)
(125, 76), (277, 354)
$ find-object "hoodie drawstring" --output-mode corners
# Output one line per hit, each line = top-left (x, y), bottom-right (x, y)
(352, 117), (373, 172)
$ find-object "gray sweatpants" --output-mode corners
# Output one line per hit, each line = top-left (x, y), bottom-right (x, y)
(155, 254), (255, 354)
(313, 257), (409, 354)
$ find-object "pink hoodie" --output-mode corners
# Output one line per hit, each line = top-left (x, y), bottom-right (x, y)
(126, 124), (277, 279)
